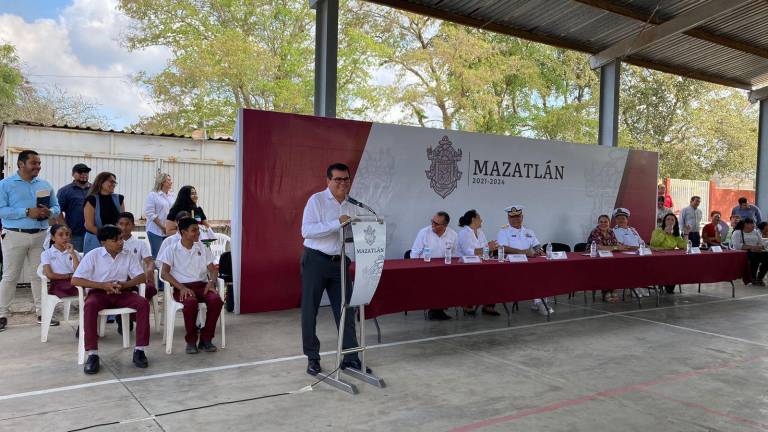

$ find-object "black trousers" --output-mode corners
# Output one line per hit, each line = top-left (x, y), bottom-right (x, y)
(301, 247), (359, 362)
(747, 251), (768, 281)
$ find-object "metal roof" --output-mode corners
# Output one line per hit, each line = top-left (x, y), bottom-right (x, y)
(365, 0), (768, 91)
(2, 120), (235, 142)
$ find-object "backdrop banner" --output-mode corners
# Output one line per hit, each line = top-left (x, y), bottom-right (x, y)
(234, 109), (658, 313)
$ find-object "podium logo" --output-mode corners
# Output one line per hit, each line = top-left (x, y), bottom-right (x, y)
(364, 225), (376, 246)
(426, 136), (463, 199)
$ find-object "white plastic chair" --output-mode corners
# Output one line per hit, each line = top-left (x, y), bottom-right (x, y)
(209, 233), (230, 261)
(160, 273), (226, 354)
(76, 283), (147, 365)
(37, 264), (77, 343)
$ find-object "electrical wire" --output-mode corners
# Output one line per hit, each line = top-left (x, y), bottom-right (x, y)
(66, 365), (342, 432)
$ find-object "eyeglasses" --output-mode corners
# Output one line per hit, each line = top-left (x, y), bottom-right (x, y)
(107, 180), (118, 185)
(431, 219), (447, 227)
(331, 177), (351, 184)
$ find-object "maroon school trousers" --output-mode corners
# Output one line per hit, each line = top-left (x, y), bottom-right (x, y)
(172, 281), (224, 345)
(49, 280), (77, 298)
(83, 290), (150, 351)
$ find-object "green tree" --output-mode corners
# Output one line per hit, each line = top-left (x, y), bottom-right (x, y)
(0, 44), (24, 119)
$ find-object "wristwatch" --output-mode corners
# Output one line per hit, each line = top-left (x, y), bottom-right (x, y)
(25, 208), (30, 217)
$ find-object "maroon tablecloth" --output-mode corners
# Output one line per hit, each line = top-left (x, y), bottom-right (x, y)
(363, 250), (748, 319)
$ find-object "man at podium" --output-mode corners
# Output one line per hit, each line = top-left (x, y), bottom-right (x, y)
(300, 163), (369, 377)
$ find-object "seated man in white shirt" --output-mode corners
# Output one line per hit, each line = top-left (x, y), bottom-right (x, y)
(158, 217), (223, 354)
(71, 225), (149, 375)
(612, 208), (641, 250)
(410, 211), (457, 320)
(116, 212), (156, 335)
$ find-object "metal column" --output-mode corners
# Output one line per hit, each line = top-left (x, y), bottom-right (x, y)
(598, 60), (621, 147)
(311, 0), (338, 118)
(756, 99), (768, 209)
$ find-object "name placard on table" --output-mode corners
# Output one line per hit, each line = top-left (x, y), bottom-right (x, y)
(460, 255), (482, 264)
(597, 250), (613, 257)
(507, 254), (528, 263)
(710, 245), (723, 253)
(689, 247), (701, 254)
(548, 251), (568, 260)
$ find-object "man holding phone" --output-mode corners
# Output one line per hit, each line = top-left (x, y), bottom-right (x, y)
(0, 150), (60, 331)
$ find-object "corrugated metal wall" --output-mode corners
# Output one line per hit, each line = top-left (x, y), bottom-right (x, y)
(668, 179), (710, 227)
(160, 160), (234, 221)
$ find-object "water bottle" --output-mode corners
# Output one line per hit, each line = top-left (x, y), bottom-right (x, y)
(590, 241), (597, 257)
(497, 244), (505, 262)
(546, 243), (552, 260)
(638, 241), (646, 255)
(686, 239), (693, 254)
(482, 244), (490, 260)
(423, 247), (431, 262)
(444, 243), (452, 264)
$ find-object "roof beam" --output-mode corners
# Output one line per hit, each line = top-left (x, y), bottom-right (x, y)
(750, 86), (768, 103)
(589, 0), (753, 69)
(574, 0), (768, 61)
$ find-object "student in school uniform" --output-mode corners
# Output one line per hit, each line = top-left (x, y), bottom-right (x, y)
(158, 217), (223, 354)
(116, 212), (157, 335)
(41, 224), (80, 300)
(71, 225), (150, 375)
(155, 210), (190, 260)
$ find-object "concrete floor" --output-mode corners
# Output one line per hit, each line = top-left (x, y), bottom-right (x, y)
(2, 282), (768, 431)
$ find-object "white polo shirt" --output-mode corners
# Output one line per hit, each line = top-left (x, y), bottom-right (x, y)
(497, 225), (540, 250)
(41, 246), (76, 274)
(123, 236), (152, 263)
(73, 247), (144, 283)
(157, 240), (214, 284)
(156, 233), (181, 263)
(457, 226), (488, 257)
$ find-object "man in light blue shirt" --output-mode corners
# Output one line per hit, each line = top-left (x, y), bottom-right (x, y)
(0, 150), (60, 331)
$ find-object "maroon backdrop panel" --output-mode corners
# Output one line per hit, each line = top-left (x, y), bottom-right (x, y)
(240, 110), (371, 313)
(614, 149), (659, 241)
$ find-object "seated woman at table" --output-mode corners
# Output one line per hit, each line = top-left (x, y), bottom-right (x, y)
(587, 214), (621, 302)
(457, 209), (499, 316)
(650, 213), (688, 293)
(732, 217), (768, 286)
(702, 211), (728, 247)
(758, 221), (768, 238)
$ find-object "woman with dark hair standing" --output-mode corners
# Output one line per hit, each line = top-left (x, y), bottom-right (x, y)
(83, 172), (125, 253)
(457, 209), (499, 316)
(165, 185), (210, 236)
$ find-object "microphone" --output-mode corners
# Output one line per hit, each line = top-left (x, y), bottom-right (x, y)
(346, 196), (378, 216)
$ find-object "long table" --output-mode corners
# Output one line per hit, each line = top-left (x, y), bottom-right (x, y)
(363, 250), (749, 319)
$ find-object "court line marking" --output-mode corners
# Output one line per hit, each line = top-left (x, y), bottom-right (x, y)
(2, 291), (768, 403)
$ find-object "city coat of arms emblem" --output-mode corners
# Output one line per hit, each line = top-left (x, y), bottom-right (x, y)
(364, 225), (376, 246)
(425, 136), (463, 198)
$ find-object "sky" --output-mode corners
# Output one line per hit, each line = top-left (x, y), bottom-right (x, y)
(0, 0), (170, 129)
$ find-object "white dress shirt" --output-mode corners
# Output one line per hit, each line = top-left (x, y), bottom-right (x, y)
(497, 225), (540, 250)
(614, 226), (642, 247)
(679, 205), (703, 235)
(301, 188), (357, 255)
(73, 247), (144, 283)
(457, 226), (488, 257)
(157, 240), (214, 284)
(410, 226), (458, 259)
(123, 236), (152, 263)
(41, 246), (76, 274)
(144, 191), (175, 236)
(156, 233), (181, 263)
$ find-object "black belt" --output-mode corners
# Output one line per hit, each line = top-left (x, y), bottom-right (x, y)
(5, 228), (46, 234)
(305, 247), (344, 262)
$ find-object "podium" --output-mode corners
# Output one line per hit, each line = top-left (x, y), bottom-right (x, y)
(317, 215), (387, 394)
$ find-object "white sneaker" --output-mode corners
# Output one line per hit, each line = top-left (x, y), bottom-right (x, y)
(531, 299), (542, 311)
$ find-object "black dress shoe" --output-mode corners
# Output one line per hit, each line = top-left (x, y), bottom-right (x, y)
(307, 359), (322, 376)
(132, 350), (148, 368)
(482, 307), (501, 316)
(185, 344), (199, 354)
(84, 354), (100, 374)
(341, 358), (373, 374)
(427, 309), (451, 321)
(37, 316), (60, 326)
(0, 317), (6, 332)
(198, 340), (218, 352)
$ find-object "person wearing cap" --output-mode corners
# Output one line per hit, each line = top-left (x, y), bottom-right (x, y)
(612, 208), (641, 250)
(679, 196), (703, 247)
(496, 205), (551, 315)
(56, 163), (92, 252)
